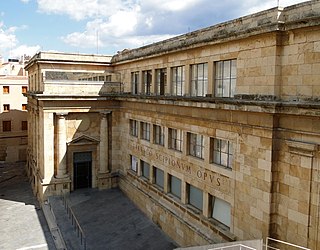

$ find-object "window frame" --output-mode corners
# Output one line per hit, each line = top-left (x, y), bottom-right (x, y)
(191, 63), (208, 97)
(188, 132), (204, 159)
(130, 155), (138, 172)
(141, 160), (150, 180)
(2, 120), (11, 132)
(129, 119), (139, 137)
(187, 184), (203, 211)
(155, 68), (166, 96)
(3, 104), (10, 112)
(154, 167), (164, 189)
(131, 71), (139, 95)
(22, 86), (28, 94)
(168, 128), (183, 152)
(142, 70), (152, 95)
(169, 175), (181, 199)
(141, 122), (150, 141)
(214, 59), (237, 98)
(22, 104), (27, 111)
(21, 121), (28, 131)
(171, 66), (185, 96)
(3, 86), (9, 94)
(210, 195), (231, 228)
(153, 124), (164, 146)
(211, 138), (233, 170)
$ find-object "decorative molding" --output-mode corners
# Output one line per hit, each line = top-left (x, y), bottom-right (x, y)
(67, 134), (100, 146)
(286, 140), (318, 157)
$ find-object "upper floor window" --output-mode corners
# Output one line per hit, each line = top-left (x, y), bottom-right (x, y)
(154, 167), (164, 189)
(99, 76), (105, 81)
(21, 121), (28, 131)
(3, 121), (11, 132)
(130, 155), (138, 172)
(129, 119), (139, 137)
(188, 132), (204, 159)
(141, 160), (150, 180)
(3, 104), (10, 112)
(155, 68), (166, 95)
(131, 72), (139, 95)
(22, 104), (27, 111)
(169, 175), (181, 199)
(168, 128), (183, 152)
(153, 125), (164, 146)
(22, 86), (28, 94)
(211, 138), (233, 169)
(215, 59), (237, 97)
(188, 184), (203, 211)
(171, 66), (185, 96)
(141, 122), (150, 141)
(3, 86), (9, 94)
(211, 195), (231, 227)
(142, 70), (152, 95)
(191, 63), (208, 97)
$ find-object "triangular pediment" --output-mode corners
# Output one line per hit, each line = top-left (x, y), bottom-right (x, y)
(68, 134), (100, 145)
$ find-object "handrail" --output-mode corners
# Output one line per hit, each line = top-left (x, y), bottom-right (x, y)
(211, 244), (257, 250)
(265, 237), (310, 250)
(62, 192), (87, 250)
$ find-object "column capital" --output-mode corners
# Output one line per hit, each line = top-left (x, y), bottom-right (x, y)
(100, 111), (112, 117)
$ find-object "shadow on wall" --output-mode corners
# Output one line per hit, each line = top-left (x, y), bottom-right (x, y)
(0, 109), (28, 162)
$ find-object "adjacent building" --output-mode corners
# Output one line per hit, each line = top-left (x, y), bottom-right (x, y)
(0, 58), (28, 162)
(25, 1), (320, 249)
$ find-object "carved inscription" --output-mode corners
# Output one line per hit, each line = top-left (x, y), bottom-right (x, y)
(129, 141), (230, 194)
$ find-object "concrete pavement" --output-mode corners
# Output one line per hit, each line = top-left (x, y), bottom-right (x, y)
(0, 162), (55, 250)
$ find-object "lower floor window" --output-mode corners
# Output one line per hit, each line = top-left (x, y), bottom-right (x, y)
(130, 155), (138, 172)
(211, 196), (231, 227)
(188, 184), (203, 211)
(169, 175), (181, 199)
(141, 160), (150, 180)
(154, 167), (164, 189)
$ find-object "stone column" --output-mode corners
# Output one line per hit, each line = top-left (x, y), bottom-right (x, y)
(99, 111), (111, 173)
(56, 113), (68, 178)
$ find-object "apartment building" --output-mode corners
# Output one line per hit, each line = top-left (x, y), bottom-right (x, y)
(0, 59), (28, 162)
(25, 1), (320, 249)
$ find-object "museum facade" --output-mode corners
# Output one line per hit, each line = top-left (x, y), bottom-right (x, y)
(25, 1), (320, 249)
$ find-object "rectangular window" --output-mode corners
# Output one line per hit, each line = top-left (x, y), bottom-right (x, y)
(142, 70), (152, 95)
(188, 184), (203, 211)
(21, 121), (28, 131)
(155, 68), (166, 95)
(3, 104), (10, 112)
(131, 71), (139, 94)
(171, 66), (185, 96)
(22, 104), (27, 111)
(188, 133), (204, 159)
(99, 76), (105, 81)
(153, 125), (164, 146)
(3, 121), (11, 132)
(169, 175), (181, 199)
(22, 86), (28, 93)
(129, 119), (139, 137)
(215, 59), (237, 97)
(3, 86), (9, 94)
(191, 63), (208, 97)
(211, 196), (231, 227)
(211, 138), (233, 169)
(141, 122), (150, 141)
(130, 155), (138, 172)
(141, 160), (150, 180)
(154, 167), (164, 189)
(168, 128), (183, 152)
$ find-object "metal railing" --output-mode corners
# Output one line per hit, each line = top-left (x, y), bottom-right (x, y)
(265, 237), (310, 250)
(62, 193), (87, 250)
(211, 244), (258, 250)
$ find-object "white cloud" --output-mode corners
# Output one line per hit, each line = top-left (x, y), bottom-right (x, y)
(40, 0), (309, 54)
(10, 45), (41, 58)
(0, 22), (18, 51)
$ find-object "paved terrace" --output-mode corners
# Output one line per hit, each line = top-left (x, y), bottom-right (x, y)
(50, 188), (178, 250)
(0, 162), (55, 250)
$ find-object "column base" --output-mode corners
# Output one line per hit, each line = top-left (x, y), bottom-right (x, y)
(97, 172), (118, 190)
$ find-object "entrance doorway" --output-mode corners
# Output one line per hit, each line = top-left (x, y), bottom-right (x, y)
(73, 152), (92, 189)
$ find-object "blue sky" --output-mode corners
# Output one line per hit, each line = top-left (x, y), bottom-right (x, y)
(0, 0), (309, 60)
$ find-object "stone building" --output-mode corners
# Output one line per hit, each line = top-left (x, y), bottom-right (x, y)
(0, 58), (28, 162)
(25, 1), (320, 249)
